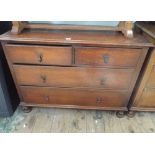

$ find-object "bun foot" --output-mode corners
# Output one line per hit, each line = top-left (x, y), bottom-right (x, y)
(116, 111), (125, 118)
(22, 106), (32, 113)
(127, 111), (136, 118)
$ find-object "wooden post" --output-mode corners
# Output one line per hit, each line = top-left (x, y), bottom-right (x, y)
(119, 21), (134, 38)
(11, 21), (26, 34)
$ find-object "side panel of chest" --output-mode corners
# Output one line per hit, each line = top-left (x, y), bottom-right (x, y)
(130, 49), (155, 111)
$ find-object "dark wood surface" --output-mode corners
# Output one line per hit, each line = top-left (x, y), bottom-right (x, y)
(0, 28), (152, 112)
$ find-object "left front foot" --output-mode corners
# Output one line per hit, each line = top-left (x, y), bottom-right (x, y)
(116, 111), (126, 118)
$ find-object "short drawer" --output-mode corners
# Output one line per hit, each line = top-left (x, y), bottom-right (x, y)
(20, 86), (128, 108)
(14, 65), (134, 90)
(75, 47), (141, 67)
(5, 44), (72, 65)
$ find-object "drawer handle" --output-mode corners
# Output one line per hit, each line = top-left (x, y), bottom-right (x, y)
(103, 54), (109, 64)
(37, 54), (43, 63)
(41, 75), (47, 83)
(45, 95), (49, 101)
(96, 97), (104, 104)
(100, 78), (106, 85)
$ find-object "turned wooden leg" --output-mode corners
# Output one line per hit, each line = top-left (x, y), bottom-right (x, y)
(116, 111), (126, 118)
(127, 111), (136, 118)
(22, 106), (32, 113)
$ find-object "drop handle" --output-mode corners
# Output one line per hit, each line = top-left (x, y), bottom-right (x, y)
(40, 75), (47, 83)
(45, 95), (49, 101)
(37, 53), (43, 63)
(100, 78), (106, 86)
(96, 97), (104, 104)
(103, 54), (109, 64)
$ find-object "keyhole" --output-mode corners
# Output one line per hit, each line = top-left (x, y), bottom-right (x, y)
(41, 75), (46, 83)
(103, 54), (109, 64)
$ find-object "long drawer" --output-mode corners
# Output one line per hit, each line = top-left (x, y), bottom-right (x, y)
(14, 65), (134, 89)
(5, 44), (72, 65)
(20, 86), (128, 108)
(75, 47), (141, 67)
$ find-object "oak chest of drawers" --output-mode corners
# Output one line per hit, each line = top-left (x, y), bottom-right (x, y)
(0, 28), (152, 115)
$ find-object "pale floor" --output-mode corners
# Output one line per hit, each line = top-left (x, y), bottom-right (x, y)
(1, 107), (155, 133)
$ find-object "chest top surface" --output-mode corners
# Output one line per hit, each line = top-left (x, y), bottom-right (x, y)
(0, 29), (153, 48)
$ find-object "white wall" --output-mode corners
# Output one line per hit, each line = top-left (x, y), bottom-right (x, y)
(29, 21), (119, 26)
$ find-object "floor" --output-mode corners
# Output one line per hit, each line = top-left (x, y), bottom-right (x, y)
(1, 107), (155, 133)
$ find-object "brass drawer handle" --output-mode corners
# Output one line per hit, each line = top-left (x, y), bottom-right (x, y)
(96, 97), (104, 104)
(41, 75), (47, 83)
(103, 54), (109, 64)
(37, 53), (43, 63)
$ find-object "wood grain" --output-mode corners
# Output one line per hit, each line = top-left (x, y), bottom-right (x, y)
(0, 26), (152, 112)
(130, 22), (155, 111)
(13, 65), (134, 90)
(0, 30), (153, 47)
(20, 86), (129, 108)
(0, 107), (153, 132)
(31, 108), (55, 133)
(6, 44), (72, 65)
(136, 88), (155, 108)
(146, 65), (155, 88)
(10, 21), (134, 38)
(75, 47), (141, 67)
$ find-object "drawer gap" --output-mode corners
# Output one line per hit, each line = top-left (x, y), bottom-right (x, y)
(19, 84), (130, 91)
(12, 63), (137, 69)
(6, 43), (72, 47)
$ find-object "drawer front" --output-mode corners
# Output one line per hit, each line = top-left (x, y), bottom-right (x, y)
(146, 65), (155, 88)
(6, 45), (72, 65)
(137, 88), (155, 107)
(75, 47), (141, 67)
(14, 65), (134, 89)
(20, 86), (128, 107)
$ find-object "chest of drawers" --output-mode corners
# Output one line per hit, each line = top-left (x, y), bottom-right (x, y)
(128, 22), (155, 115)
(0, 29), (152, 116)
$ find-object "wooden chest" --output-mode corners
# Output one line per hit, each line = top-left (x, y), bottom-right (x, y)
(0, 29), (152, 114)
(129, 22), (155, 113)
